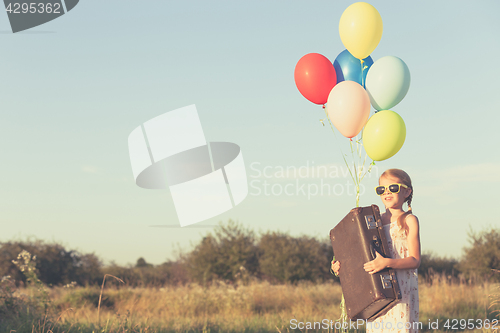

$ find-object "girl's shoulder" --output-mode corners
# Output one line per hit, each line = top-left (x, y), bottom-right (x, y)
(405, 213), (420, 230)
(405, 213), (418, 221)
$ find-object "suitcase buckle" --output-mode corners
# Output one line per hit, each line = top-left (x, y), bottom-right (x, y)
(365, 215), (379, 229)
(381, 274), (393, 289)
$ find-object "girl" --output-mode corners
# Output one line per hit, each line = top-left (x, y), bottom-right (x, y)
(331, 168), (420, 333)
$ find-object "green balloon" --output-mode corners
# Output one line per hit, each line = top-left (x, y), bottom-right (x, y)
(362, 110), (406, 161)
(365, 56), (411, 111)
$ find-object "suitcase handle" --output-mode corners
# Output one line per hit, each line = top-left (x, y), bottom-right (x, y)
(369, 241), (381, 260)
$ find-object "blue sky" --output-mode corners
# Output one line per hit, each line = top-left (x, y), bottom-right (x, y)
(1, 1), (499, 265)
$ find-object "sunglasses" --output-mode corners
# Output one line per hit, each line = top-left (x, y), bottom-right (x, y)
(375, 183), (408, 195)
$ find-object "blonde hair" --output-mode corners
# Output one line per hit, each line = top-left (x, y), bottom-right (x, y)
(380, 168), (413, 236)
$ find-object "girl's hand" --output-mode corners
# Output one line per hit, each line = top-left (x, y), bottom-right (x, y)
(363, 251), (388, 274)
(331, 259), (340, 276)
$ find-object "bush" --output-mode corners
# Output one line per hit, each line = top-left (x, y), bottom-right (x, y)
(185, 220), (259, 284)
(0, 250), (53, 328)
(457, 227), (500, 283)
(418, 251), (459, 283)
(158, 260), (190, 285)
(101, 260), (189, 287)
(0, 239), (103, 287)
(258, 232), (332, 283)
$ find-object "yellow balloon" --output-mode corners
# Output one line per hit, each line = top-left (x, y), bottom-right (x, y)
(339, 2), (383, 60)
(362, 110), (406, 161)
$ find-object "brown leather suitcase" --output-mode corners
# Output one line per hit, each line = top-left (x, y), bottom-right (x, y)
(330, 204), (401, 321)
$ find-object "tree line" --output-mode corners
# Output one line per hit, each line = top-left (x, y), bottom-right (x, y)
(0, 220), (498, 287)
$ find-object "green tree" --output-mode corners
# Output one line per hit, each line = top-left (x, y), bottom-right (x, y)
(258, 232), (332, 283)
(0, 239), (102, 286)
(457, 227), (500, 283)
(136, 257), (152, 268)
(418, 251), (459, 282)
(185, 220), (259, 283)
(158, 260), (190, 285)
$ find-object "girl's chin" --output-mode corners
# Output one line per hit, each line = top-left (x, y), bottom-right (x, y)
(385, 205), (403, 210)
(383, 202), (400, 209)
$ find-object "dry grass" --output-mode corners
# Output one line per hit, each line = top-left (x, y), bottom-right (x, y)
(51, 280), (342, 332)
(420, 274), (496, 319)
(3, 274), (500, 332)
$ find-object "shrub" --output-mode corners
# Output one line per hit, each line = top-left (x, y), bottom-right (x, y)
(185, 220), (259, 284)
(457, 227), (500, 283)
(0, 239), (102, 286)
(419, 251), (460, 283)
(258, 232), (332, 283)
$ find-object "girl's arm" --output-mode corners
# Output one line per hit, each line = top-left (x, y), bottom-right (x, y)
(364, 215), (421, 274)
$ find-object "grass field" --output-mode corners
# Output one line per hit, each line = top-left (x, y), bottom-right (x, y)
(1, 273), (499, 333)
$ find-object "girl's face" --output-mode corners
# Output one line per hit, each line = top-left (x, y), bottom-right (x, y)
(378, 175), (411, 210)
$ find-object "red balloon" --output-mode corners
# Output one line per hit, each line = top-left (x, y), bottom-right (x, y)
(294, 53), (337, 105)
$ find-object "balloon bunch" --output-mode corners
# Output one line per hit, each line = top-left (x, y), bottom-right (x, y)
(295, 3), (411, 329)
(294, 2), (411, 202)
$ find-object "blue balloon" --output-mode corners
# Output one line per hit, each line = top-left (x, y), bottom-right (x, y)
(333, 49), (374, 88)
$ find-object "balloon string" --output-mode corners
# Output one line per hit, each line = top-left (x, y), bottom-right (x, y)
(320, 104), (327, 126)
(322, 104), (374, 205)
(360, 58), (365, 87)
(322, 108), (374, 205)
(323, 108), (357, 187)
(350, 139), (360, 193)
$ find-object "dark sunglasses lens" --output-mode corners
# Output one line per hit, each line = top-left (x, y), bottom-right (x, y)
(389, 184), (400, 193)
(375, 186), (385, 195)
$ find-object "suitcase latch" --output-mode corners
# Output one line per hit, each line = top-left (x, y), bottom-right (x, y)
(381, 274), (393, 289)
(365, 215), (379, 229)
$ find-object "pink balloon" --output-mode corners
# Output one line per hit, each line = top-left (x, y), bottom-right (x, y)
(326, 81), (370, 138)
